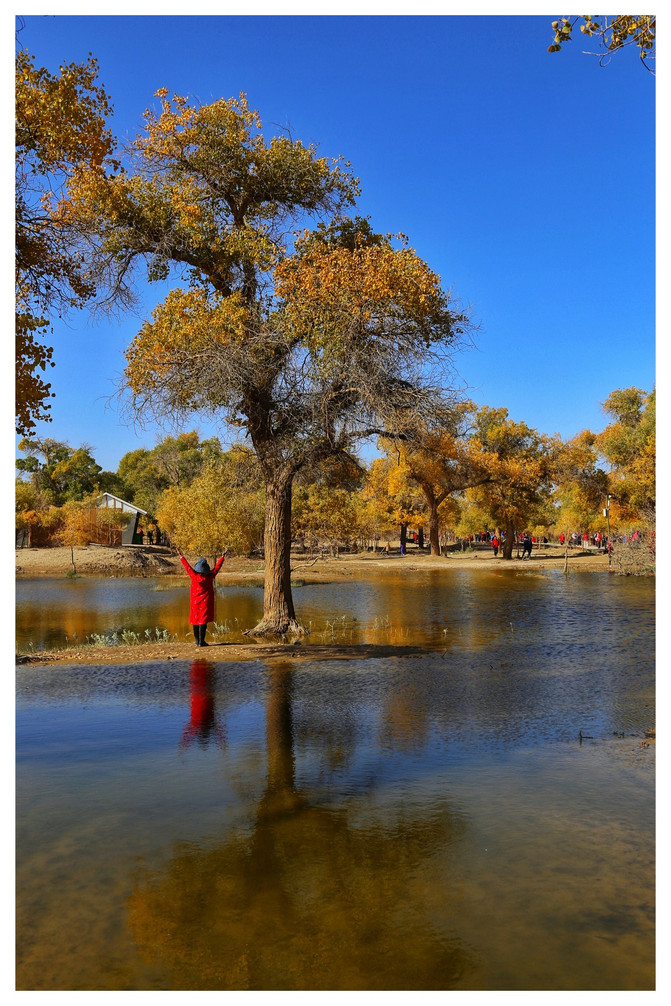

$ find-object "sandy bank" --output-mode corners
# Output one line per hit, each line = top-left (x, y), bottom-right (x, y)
(16, 542), (609, 580)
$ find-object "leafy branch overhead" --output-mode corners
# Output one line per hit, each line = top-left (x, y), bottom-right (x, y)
(15, 50), (117, 434)
(548, 15), (655, 70)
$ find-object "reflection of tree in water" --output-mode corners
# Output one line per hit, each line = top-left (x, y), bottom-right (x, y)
(179, 660), (226, 750)
(128, 663), (472, 990)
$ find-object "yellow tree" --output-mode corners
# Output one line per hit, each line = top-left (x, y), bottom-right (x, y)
(157, 448), (265, 558)
(380, 403), (493, 555)
(292, 484), (360, 556)
(62, 95), (469, 634)
(15, 49), (115, 433)
(55, 495), (129, 571)
(465, 407), (558, 560)
(552, 429), (609, 541)
(594, 386), (655, 526)
(364, 455), (426, 552)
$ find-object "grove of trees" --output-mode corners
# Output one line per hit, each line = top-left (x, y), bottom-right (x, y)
(16, 384), (656, 580)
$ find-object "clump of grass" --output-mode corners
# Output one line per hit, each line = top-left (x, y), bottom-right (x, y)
(318, 614), (357, 641)
(85, 626), (177, 647)
(210, 621), (232, 639)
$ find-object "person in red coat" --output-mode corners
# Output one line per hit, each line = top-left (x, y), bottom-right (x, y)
(179, 551), (226, 646)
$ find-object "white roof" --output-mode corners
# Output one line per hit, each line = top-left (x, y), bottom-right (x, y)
(98, 493), (147, 515)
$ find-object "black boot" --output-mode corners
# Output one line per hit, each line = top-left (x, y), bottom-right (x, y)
(199, 624), (208, 646)
(193, 625), (201, 647)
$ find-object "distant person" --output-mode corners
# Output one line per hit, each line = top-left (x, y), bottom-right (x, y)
(559, 533), (565, 545)
(147, 528), (154, 545)
(521, 533), (532, 560)
(137, 526), (144, 545)
(491, 535), (500, 557)
(179, 550), (227, 647)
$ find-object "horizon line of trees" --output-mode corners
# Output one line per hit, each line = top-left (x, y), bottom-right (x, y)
(16, 385), (655, 567)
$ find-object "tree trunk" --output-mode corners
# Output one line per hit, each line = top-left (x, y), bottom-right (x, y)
(428, 503), (440, 555)
(247, 472), (306, 636)
(399, 523), (408, 554)
(501, 522), (516, 560)
(417, 526), (424, 549)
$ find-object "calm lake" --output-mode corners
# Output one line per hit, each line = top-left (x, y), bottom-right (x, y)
(16, 569), (655, 990)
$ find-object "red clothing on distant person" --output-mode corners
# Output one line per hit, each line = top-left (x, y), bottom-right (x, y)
(181, 556), (225, 624)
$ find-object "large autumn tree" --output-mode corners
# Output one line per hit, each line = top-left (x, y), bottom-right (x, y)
(15, 48), (115, 433)
(61, 92), (469, 634)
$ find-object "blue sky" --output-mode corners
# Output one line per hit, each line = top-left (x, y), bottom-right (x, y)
(13, 8), (656, 473)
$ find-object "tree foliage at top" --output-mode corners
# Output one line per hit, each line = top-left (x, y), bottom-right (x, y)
(548, 15), (655, 70)
(15, 48), (116, 433)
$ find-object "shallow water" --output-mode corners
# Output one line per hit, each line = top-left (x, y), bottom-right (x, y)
(15, 571), (655, 990)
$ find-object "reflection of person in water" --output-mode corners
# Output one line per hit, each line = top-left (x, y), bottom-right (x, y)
(179, 660), (226, 750)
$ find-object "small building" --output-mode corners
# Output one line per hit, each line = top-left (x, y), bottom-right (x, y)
(97, 493), (148, 545)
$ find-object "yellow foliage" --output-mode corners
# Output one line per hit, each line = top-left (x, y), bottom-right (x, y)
(275, 236), (452, 352)
(124, 289), (251, 395)
(16, 49), (115, 433)
(157, 462), (264, 556)
(548, 15), (655, 67)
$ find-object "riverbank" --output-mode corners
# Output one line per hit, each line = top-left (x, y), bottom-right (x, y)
(16, 542), (610, 579)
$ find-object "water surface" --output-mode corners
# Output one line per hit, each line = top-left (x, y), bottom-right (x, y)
(16, 570), (655, 990)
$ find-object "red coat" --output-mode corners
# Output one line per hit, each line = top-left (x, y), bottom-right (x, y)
(181, 556), (225, 624)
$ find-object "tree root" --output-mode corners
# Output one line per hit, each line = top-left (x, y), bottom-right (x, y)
(245, 618), (309, 638)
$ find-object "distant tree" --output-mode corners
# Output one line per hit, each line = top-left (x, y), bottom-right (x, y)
(552, 429), (610, 539)
(16, 436), (71, 501)
(15, 48), (115, 433)
(465, 407), (558, 559)
(379, 403), (492, 555)
(116, 432), (224, 514)
(548, 15), (655, 70)
(16, 436), (114, 504)
(62, 92), (469, 634)
(292, 484), (360, 556)
(595, 386), (655, 524)
(157, 446), (265, 557)
(364, 455), (426, 553)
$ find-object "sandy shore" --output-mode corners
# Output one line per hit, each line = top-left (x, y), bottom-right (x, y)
(16, 543), (610, 667)
(16, 542), (609, 579)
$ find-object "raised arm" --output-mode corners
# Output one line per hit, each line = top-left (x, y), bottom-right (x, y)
(180, 555), (195, 578)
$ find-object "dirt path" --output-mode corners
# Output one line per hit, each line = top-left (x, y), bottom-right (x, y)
(16, 543), (609, 580)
